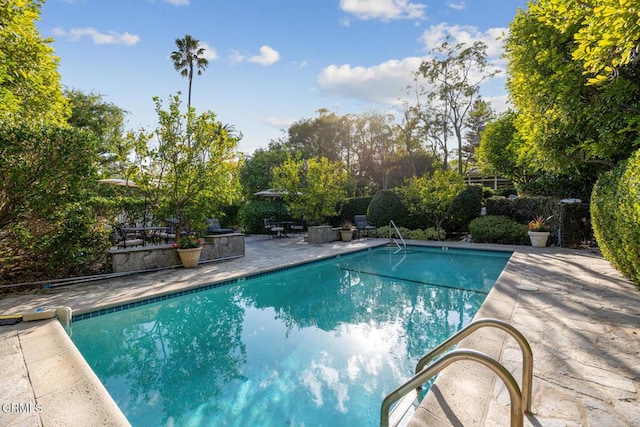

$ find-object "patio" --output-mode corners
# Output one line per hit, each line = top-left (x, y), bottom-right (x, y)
(0, 236), (638, 426)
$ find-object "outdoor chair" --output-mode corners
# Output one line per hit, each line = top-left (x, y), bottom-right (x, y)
(114, 225), (144, 248)
(290, 220), (305, 236)
(206, 218), (233, 234)
(354, 215), (377, 239)
(264, 218), (284, 238)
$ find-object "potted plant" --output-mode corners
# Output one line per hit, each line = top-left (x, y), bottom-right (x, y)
(173, 235), (203, 268)
(340, 220), (354, 242)
(528, 216), (552, 247)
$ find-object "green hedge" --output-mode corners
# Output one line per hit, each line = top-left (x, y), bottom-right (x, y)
(376, 225), (445, 241)
(237, 201), (285, 234)
(486, 196), (559, 243)
(338, 196), (373, 224)
(367, 190), (405, 227)
(445, 185), (483, 232)
(591, 150), (640, 287)
(469, 215), (529, 245)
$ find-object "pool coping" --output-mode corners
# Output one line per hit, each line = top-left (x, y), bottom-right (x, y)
(1, 237), (638, 426)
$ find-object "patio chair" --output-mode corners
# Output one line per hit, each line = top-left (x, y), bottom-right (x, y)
(206, 218), (234, 234)
(114, 225), (144, 248)
(354, 215), (377, 239)
(263, 218), (284, 238)
(290, 220), (305, 236)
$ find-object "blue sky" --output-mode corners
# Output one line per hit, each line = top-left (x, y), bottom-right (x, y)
(37, 0), (527, 155)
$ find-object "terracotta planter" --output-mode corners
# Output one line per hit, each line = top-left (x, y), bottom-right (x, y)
(528, 231), (550, 247)
(177, 247), (202, 268)
(340, 230), (353, 242)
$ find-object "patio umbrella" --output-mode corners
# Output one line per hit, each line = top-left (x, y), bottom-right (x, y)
(253, 188), (284, 199)
(98, 178), (139, 188)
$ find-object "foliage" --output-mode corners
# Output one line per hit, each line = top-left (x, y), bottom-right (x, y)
(377, 225), (444, 241)
(445, 185), (483, 233)
(414, 38), (499, 173)
(172, 235), (202, 249)
(528, 215), (552, 232)
(39, 203), (112, 276)
(591, 150), (640, 286)
(517, 171), (599, 202)
(134, 94), (241, 242)
(0, 0), (68, 124)
(486, 196), (559, 226)
(476, 110), (534, 185)
(531, 0), (640, 83)
(461, 98), (494, 173)
(505, 4), (640, 174)
(237, 200), (283, 234)
(398, 169), (466, 230)
(0, 123), (97, 230)
(469, 216), (529, 245)
(64, 89), (130, 177)
(239, 142), (289, 198)
(338, 196), (373, 224)
(170, 34), (209, 109)
(558, 202), (591, 248)
(367, 190), (405, 228)
(271, 156), (348, 224)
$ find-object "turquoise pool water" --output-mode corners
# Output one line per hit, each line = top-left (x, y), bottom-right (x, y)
(71, 246), (511, 426)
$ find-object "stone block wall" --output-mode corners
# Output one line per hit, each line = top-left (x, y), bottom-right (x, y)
(110, 233), (244, 273)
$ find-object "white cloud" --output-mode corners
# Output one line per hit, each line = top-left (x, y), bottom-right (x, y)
(419, 23), (508, 58)
(317, 57), (423, 105)
(264, 116), (296, 128)
(53, 27), (140, 45)
(163, 0), (189, 5)
(448, 1), (465, 10)
(339, 0), (426, 21)
(231, 45), (280, 66)
(198, 41), (218, 61)
(248, 45), (280, 66)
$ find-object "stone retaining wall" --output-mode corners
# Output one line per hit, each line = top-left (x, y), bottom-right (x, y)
(110, 233), (244, 273)
(307, 225), (340, 244)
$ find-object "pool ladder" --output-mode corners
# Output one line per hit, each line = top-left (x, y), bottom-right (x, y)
(388, 220), (406, 254)
(380, 318), (533, 427)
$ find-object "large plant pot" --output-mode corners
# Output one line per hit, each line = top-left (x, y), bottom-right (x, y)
(340, 230), (353, 242)
(528, 231), (550, 247)
(177, 247), (202, 268)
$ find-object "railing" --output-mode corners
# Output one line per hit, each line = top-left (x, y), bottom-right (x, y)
(388, 220), (406, 254)
(380, 318), (534, 427)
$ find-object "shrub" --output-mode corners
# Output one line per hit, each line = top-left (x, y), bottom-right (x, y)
(338, 196), (373, 224)
(367, 190), (405, 227)
(558, 202), (591, 248)
(469, 215), (529, 245)
(377, 225), (445, 241)
(591, 151), (640, 287)
(237, 201), (283, 234)
(445, 185), (483, 232)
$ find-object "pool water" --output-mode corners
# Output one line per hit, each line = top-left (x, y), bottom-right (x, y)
(71, 246), (511, 426)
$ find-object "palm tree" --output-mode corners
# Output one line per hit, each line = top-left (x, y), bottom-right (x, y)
(170, 35), (209, 110)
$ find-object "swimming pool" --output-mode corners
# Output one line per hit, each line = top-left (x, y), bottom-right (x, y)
(71, 246), (511, 426)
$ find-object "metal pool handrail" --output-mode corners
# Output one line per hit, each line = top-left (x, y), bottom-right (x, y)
(380, 318), (533, 427)
(380, 349), (524, 427)
(388, 220), (406, 253)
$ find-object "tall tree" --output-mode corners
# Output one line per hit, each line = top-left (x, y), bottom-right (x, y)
(170, 35), (209, 110)
(416, 38), (499, 175)
(505, 3), (640, 173)
(531, 0), (640, 83)
(0, 0), (68, 124)
(461, 98), (494, 173)
(65, 89), (130, 177)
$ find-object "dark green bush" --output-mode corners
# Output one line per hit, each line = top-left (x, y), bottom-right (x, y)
(367, 190), (405, 227)
(237, 201), (283, 234)
(591, 151), (640, 287)
(338, 196), (373, 224)
(558, 202), (591, 248)
(517, 172), (599, 202)
(445, 185), (483, 232)
(469, 215), (529, 245)
(377, 225), (444, 241)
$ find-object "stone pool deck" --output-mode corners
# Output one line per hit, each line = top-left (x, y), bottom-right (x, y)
(0, 236), (638, 426)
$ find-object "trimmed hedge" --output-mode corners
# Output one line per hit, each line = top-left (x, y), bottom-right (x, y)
(469, 215), (529, 245)
(591, 150), (640, 287)
(338, 196), (373, 224)
(445, 185), (483, 232)
(237, 200), (285, 234)
(367, 190), (405, 227)
(486, 196), (559, 244)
